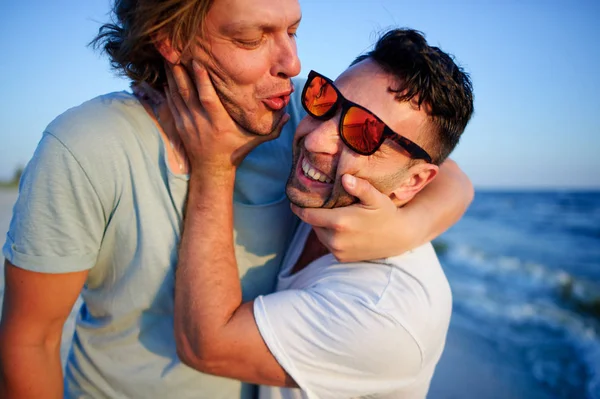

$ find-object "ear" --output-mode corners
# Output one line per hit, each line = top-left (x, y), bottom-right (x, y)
(152, 31), (182, 65)
(389, 163), (439, 206)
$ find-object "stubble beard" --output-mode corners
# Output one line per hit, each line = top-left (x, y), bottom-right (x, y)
(205, 66), (287, 136)
(219, 90), (285, 136)
(285, 146), (358, 209)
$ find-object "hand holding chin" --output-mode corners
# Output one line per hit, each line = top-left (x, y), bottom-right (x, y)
(291, 174), (402, 263)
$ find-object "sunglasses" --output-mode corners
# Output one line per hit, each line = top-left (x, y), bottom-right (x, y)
(301, 70), (432, 163)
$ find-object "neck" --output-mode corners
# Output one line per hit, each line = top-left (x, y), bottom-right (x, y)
(134, 91), (189, 174)
(291, 229), (330, 275)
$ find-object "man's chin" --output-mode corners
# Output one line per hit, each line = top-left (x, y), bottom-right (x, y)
(286, 195), (326, 209)
(286, 186), (328, 209)
(287, 191), (358, 210)
(242, 108), (287, 136)
(221, 99), (284, 136)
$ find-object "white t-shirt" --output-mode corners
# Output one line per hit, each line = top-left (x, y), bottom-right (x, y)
(254, 223), (452, 399)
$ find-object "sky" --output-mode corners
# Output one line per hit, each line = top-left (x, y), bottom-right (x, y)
(1, 0), (599, 189)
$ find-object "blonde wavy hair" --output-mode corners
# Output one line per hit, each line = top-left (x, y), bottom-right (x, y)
(91, 0), (214, 88)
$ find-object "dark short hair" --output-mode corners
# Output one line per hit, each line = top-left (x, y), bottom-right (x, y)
(352, 29), (474, 165)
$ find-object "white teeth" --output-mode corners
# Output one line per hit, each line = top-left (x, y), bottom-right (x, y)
(301, 158), (333, 184)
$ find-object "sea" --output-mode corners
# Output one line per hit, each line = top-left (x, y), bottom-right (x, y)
(435, 190), (600, 399)
(0, 188), (599, 398)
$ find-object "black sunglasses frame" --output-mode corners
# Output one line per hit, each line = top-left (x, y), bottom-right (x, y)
(301, 70), (432, 163)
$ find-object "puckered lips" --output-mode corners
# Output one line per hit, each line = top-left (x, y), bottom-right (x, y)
(261, 87), (294, 111)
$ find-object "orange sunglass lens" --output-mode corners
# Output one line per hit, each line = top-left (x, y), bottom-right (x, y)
(304, 77), (338, 117)
(342, 107), (385, 154)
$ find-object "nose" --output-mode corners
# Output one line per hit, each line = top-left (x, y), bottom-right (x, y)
(302, 116), (343, 155)
(271, 33), (301, 78)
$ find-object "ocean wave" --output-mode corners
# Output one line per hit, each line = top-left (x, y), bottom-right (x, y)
(436, 241), (600, 398)
(436, 240), (600, 313)
(450, 293), (600, 399)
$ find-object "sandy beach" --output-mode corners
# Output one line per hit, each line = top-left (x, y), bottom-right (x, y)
(0, 188), (564, 397)
(429, 321), (554, 399)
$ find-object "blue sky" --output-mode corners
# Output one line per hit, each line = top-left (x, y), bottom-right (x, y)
(1, 0), (599, 189)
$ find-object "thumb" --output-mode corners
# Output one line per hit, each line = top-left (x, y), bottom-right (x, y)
(342, 174), (385, 209)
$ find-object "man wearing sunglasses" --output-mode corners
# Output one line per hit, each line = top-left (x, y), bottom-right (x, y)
(170, 28), (473, 398)
(0, 0), (473, 397)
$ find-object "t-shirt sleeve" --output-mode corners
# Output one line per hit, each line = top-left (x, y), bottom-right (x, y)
(253, 287), (423, 398)
(2, 132), (106, 273)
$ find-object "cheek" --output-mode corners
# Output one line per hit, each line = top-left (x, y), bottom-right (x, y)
(210, 45), (271, 85)
(349, 157), (401, 194)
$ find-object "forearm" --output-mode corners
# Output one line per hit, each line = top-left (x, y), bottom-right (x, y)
(0, 332), (63, 398)
(174, 170), (242, 364)
(400, 159), (474, 245)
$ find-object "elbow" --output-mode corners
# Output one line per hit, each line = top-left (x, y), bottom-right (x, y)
(176, 347), (227, 376)
(174, 328), (226, 375)
(174, 330), (198, 369)
(174, 325), (205, 370)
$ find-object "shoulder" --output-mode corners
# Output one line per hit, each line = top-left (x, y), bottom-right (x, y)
(380, 243), (452, 312)
(304, 245), (449, 310)
(255, 284), (424, 390)
(377, 243), (453, 362)
(310, 245), (452, 355)
(45, 91), (148, 154)
(255, 247), (451, 394)
(37, 91), (156, 207)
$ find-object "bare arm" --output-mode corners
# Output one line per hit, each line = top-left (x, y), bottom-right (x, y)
(292, 158), (473, 262)
(175, 173), (295, 386)
(0, 261), (87, 398)
(166, 62), (295, 386)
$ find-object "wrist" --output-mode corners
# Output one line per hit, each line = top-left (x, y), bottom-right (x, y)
(189, 164), (236, 184)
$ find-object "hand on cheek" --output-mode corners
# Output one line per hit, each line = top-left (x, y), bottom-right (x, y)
(164, 61), (290, 174)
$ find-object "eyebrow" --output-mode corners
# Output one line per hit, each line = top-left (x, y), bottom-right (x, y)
(222, 17), (302, 35)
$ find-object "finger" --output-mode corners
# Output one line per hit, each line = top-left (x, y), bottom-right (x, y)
(164, 86), (184, 133)
(191, 60), (223, 116)
(291, 204), (347, 229)
(170, 63), (201, 111)
(341, 174), (387, 209)
(165, 65), (189, 115)
(165, 69), (196, 139)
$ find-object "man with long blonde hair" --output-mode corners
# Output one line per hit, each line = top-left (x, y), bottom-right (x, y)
(0, 1), (473, 398)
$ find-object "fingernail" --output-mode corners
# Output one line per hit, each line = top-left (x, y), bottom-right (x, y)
(192, 60), (202, 71)
(344, 174), (356, 189)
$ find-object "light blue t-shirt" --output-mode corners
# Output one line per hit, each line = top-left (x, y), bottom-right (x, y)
(2, 81), (307, 398)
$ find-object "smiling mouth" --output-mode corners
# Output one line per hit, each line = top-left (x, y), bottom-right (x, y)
(301, 157), (333, 184)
